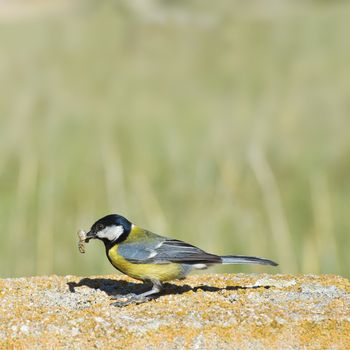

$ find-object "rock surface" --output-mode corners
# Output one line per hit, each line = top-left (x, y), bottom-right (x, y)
(1, 273), (350, 349)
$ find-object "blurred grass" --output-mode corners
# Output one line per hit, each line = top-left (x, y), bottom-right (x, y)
(0, 0), (350, 278)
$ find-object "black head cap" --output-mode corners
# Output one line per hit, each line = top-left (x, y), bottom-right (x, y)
(92, 214), (131, 232)
(86, 214), (132, 244)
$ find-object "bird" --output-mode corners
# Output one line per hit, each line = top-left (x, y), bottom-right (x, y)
(84, 214), (278, 306)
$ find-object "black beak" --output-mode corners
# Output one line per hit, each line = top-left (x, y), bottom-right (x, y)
(84, 230), (96, 242)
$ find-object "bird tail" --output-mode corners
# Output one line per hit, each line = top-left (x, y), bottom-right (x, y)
(220, 255), (278, 266)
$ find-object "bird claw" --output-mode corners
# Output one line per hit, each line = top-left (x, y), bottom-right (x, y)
(111, 293), (138, 300)
(111, 294), (150, 307)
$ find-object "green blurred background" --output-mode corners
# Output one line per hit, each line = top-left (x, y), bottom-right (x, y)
(0, 0), (349, 278)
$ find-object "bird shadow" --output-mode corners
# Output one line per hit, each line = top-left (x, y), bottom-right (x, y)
(67, 277), (270, 300)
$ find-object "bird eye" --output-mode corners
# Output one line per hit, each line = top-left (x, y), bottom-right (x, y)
(96, 223), (104, 231)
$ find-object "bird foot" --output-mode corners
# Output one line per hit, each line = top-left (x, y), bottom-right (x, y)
(110, 293), (151, 307)
(111, 293), (138, 300)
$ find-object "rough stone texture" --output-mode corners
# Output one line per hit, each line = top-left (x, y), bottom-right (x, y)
(1, 273), (350, 349)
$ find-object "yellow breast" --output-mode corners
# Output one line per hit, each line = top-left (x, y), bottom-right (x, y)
(107, 244), (183, 282)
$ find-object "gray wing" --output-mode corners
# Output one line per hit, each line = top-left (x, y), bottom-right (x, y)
(118, 238), (221, 265)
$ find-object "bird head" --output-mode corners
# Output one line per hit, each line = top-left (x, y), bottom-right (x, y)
(85, 214), (132, 244)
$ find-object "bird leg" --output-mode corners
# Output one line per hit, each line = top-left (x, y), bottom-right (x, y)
(111, 280), (163, 307)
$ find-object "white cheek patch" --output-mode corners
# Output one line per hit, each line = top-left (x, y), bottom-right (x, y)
(97, 225), (124, 241)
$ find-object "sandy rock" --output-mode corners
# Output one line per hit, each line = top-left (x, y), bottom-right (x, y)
(1, 273), (349, 349)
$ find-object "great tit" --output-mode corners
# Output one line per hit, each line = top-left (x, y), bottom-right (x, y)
(84, 214), (278, 306)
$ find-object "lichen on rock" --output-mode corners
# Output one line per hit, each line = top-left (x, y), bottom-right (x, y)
(1, 273), (349, 349)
